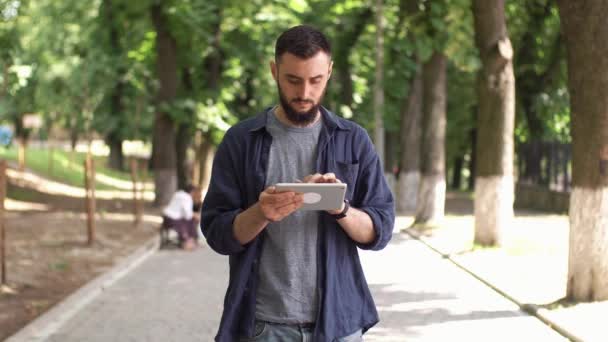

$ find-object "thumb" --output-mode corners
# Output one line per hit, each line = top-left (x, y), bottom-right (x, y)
(266, 186), (276, 194)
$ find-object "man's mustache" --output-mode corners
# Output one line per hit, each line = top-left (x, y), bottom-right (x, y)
(292, 99), (314, 104)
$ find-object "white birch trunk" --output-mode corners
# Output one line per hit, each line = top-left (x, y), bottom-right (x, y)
(414, 174), (445, 225)
(474, 175), (514, 246)
(154, 169), (177, 207)
(397, 171), (420, 214)
(568, 188), (608, 301)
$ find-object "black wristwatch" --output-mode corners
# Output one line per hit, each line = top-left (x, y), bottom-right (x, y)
(331, 200), (350, 220)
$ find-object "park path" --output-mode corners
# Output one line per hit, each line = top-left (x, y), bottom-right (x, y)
(9, 228), (566, 342)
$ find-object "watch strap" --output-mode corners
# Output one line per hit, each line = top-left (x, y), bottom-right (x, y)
(331, 200), (350, 220)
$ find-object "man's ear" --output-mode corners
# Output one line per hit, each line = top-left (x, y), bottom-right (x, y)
(328, 60), (333, 80)
(270, 60), (278, 81)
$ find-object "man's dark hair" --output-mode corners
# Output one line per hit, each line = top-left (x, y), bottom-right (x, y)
(275, 25), (331, 62)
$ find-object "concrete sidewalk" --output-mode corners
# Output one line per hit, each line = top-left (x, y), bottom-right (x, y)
(6, 224), (568, 341)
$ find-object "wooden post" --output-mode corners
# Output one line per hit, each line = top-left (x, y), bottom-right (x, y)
(140, 159), (148, 217)
(84, 155), (96, 246)
(18, 139), (25, 172)
(0, 160), (6, 285)
(49, 146), (54, 176)
(130, 158), (142, 225)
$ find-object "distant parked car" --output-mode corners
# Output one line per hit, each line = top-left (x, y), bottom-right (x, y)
(0, 126), (12, 147)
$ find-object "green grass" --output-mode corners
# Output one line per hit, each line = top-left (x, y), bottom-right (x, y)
(0, 146), (142, 191)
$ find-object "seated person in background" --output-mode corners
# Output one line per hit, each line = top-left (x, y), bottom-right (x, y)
(162, 184), (202, 250)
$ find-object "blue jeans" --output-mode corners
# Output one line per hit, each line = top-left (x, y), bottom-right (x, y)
(238, 320), (363, 342)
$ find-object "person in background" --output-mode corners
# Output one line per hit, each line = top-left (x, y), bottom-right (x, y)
(162, 184), (202, 250)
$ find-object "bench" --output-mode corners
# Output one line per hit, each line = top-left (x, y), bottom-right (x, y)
(159, 221), (181, 249)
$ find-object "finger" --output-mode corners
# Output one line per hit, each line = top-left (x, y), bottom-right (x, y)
(306, 173), (324, 183)
(322, 173), (337, 182)
(275, 194), (303, 210)
(261, 191), (298, 206)
(276, 201), (302, 217)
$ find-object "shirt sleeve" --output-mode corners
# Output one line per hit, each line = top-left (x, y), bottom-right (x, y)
(352, 128), (395, 251)
(200, 131), (246, 255)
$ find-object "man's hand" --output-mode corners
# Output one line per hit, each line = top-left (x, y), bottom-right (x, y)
(259, 186), (304, 222)
(302, 173), (345, 215)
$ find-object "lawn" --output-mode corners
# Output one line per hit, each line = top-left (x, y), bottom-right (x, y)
(0, 146), (149, 191)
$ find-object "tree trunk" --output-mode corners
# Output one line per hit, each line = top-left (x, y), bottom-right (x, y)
(175, 66), (195, 190)
(198, 138), (215, 192)
(398, 65), (422, 214)
(150, 3), (178, 206)
(472, 0), (516, 246)
(452, 156), (464, 190)
(373, 0), (385, 168)
(106, 133), (124, 171)
(175, 122), (191, 190)
(514, 0), (554, 141)
(104, 0), (125, 171)
(468, 116), (477, 191)
(415, 52), (446, 225)
(557, 0), (608, 302)
(333, 8), (372, 114)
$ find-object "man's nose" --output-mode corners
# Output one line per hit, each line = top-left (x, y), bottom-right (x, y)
(297, 82), (311, 99)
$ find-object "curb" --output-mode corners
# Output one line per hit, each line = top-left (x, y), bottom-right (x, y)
(402, 228), (583, 342)
(6, 234), (161, 342)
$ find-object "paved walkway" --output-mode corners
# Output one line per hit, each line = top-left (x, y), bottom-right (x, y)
(7, 227), (567, 341)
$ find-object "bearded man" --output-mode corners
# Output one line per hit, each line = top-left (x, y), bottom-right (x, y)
(201, 25), (395, 342)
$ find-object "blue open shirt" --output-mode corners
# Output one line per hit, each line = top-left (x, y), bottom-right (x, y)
(200, 107), (395, 342)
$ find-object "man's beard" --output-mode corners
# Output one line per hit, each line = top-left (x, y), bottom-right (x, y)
(277, 83), (326, 126)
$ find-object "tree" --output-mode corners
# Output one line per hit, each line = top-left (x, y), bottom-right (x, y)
(471, 0), (515, 246)
(101, 0), (127, 171)
(395, 0), (423, 213)
(556, 0), (608, 302)
(150, 2), (178, 206)
(398, 65), (422, 213)
(414, 52), (447, 225)
(373, 0), (385, 167)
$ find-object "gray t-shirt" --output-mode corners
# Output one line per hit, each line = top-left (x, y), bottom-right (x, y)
(255, 109), (322, 324)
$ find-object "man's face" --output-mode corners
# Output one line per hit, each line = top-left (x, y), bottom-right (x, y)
(271, 52), (332, 125)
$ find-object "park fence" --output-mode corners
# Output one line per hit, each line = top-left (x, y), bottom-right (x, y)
(515, 140), (571, 213)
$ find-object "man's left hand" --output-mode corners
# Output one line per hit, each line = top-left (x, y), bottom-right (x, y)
(302, 173), (345, 215)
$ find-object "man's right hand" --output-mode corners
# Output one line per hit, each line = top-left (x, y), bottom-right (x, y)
(258, 186), (304, 222)
(233, 186), (303, 245)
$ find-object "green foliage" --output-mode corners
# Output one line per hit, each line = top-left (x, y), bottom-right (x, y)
(1, 0), (571, 176)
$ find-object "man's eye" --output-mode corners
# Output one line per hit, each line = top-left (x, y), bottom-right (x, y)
(288, 79), (300, 84)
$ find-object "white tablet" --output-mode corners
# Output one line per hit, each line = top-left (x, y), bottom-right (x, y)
(275, 183), (347, 211)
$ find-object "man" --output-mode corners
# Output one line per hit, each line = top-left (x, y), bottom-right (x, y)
(201, 25), (394, 341)
(162, 184), (201, 250)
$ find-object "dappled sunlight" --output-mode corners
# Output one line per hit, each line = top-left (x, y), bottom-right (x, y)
(541, 301), (608, 342)
(34, 211), (164, 225)
(361, 234), (566, 341)
(6, 168), (155, 200)
(52, 153), (154, 191)
(407, 211), (570, 306)
(365, 315), (566, 342)
(5, 198), (49, 211)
